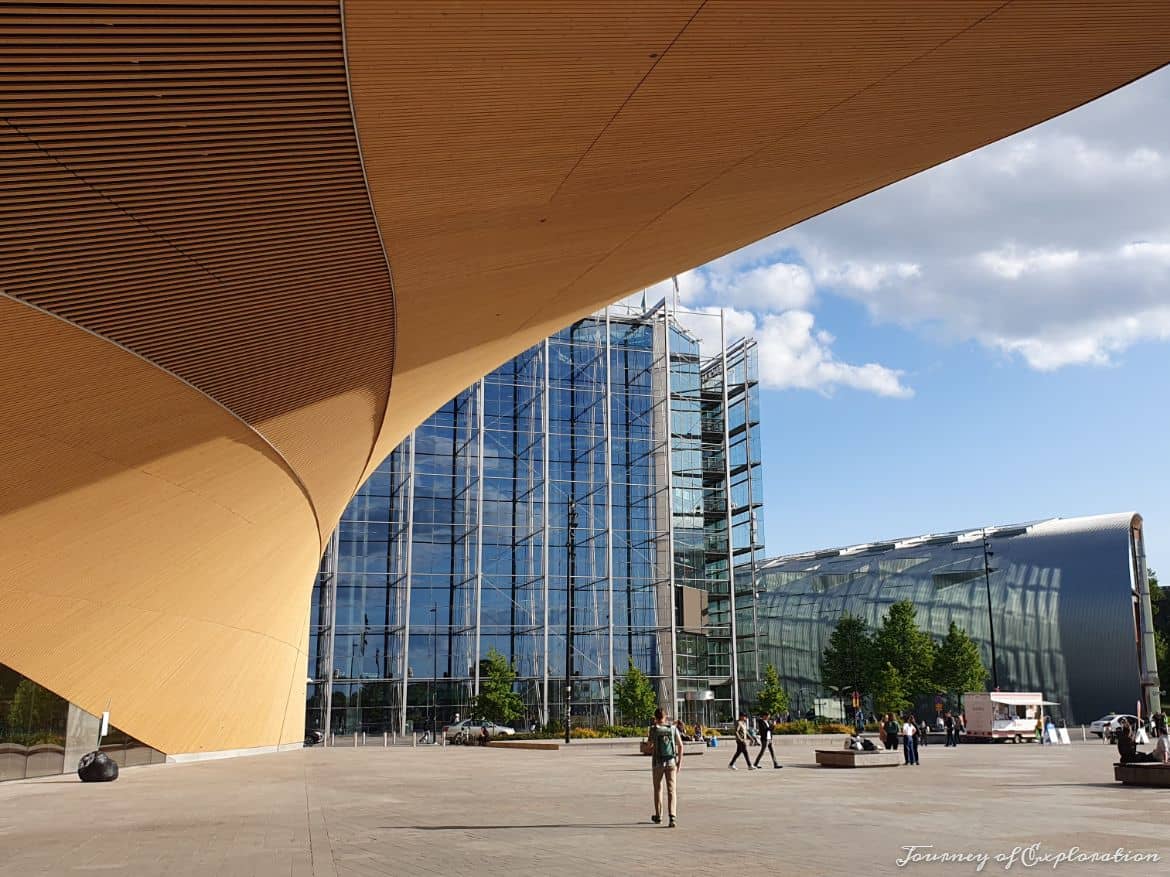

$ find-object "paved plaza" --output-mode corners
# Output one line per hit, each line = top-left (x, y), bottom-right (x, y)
(0, 739), (1165, 876)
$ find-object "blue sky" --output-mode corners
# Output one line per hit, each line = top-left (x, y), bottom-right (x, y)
(644, 66), (1170, 573)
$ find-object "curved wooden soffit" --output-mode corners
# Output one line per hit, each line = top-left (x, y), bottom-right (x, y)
(1, 0), (1169, 755)
(0, 1), (395, 755)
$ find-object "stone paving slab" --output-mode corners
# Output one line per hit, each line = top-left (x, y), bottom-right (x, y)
(0, 740), (1164, 876)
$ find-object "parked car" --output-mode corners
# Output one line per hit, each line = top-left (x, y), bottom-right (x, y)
(1089, 713), (1138, 741)
(442, 719), (516, 743)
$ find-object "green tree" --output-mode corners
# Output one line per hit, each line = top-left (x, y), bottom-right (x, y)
(1147, 569), (1168, 690)
(5, 679), (66, 735)
(1156, 630), (1169, 685)
(874, 600), (935, 698)
(614, 659), (657, 726)
(755, 663), (790, 716)
(933, 621), (988, 701)
(873, 662), (911, 716)
(821, 613), (877, 697)
(471, 648), (524, 725)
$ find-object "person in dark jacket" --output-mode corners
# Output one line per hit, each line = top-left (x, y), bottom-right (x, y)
(883, 714), (901, 751)
(1117, 718), (1157, 763)
(753, 711), (782, 769)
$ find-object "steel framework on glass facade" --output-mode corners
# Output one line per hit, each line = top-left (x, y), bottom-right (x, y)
(744, 512), (1158, 725)
(306, 303), (764, 736)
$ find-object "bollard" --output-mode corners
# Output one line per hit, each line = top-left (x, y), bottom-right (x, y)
(363, 731), (367, 746)
(353, 732), (358, 748)
(442, 733), (447, 748)
(1081, 725), (1087, 742)
(383, 731), (388, 748)
(330, 732), (335, 747)
(392, 731), (397, 746)
(413, 732), (418, 748)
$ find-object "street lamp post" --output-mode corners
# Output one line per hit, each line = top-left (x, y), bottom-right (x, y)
(429, 603), (438, 743)
(565, 496), (577, 745)
(980, 529), (1000, 690)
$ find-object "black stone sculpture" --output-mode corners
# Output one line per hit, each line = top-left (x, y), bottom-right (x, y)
(77, 751), (119, 782)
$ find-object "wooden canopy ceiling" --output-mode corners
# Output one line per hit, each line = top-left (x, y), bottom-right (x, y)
(1, 0), (1167, 756)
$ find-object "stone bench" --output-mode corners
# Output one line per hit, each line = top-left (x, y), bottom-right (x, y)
(815, 748), (903, 768)
(639, 740), (707, 756)
(1114, 762), (1170, 786)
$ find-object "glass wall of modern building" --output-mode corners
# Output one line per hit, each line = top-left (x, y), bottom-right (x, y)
(744, 512), (1157, 725)
(1, 662), (165, 782)
(306, 302), (765, 736)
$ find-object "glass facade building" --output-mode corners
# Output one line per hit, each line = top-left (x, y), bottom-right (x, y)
(746, 512), (1158, 725)
(306, 303), (765, 736)
(1, 662), (165, 782)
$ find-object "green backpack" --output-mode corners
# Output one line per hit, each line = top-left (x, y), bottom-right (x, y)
(651, 724), (677, 762)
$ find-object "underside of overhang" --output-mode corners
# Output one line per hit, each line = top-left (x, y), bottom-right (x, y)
(1, 0), (1168, 755)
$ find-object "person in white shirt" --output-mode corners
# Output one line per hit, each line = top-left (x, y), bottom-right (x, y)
(901, 714), (920, 765)
(1153, 716), (1170, 765)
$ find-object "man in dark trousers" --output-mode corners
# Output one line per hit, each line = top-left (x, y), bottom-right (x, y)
(753, 710), (782, 768)
(728, 711), (754, 770)
(943, 711), (956, 747)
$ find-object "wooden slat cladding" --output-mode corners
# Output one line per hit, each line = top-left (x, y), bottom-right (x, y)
(343, 0), (1170, 474)
(0, 291), (322, 756)
(0, 1), (394, 538)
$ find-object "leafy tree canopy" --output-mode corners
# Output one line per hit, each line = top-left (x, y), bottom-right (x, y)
(5, 678), (66, 735)
(472, 648), (525, 725)
(614, 659), (658, 726)
(934, 621), (988, 698)
(756, 663), (790, 716)
(821, 613), (876, 696)
(873, 662), (911, 716)
(874, 600), (935, 698)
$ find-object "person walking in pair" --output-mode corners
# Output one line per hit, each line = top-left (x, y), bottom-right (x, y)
(728, 711), (755, 770)
(901, 714), (920, 765)
(753, 711), (782, 769)
(943, 711), (956, 746)
(883, 713), (901, 751)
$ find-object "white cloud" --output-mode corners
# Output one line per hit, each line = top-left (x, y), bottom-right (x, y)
(811, 258), (921, 292)
(705, 261), (815, 311)
(977, 247), (1081, 280)
(755, 66), (1170, 372)
(629, 68), (1170, 388)
(675, 307), (912, 398)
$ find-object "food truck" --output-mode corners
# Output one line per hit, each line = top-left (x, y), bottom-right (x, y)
(963, 692), (1060, 742)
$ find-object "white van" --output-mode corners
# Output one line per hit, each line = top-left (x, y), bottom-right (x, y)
(963, 692), (1059, 742)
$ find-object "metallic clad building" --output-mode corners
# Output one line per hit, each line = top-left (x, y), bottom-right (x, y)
(306, 304), (764, 735)
(749, 513), (1157, 724)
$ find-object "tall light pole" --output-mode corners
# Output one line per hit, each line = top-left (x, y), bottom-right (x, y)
(565, 496), (577, 745)
(980, 529), (1000, 690)
(429, 603), (438, 742)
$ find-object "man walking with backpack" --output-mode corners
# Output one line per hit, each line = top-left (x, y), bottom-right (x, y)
(649, 708), (684, 827)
